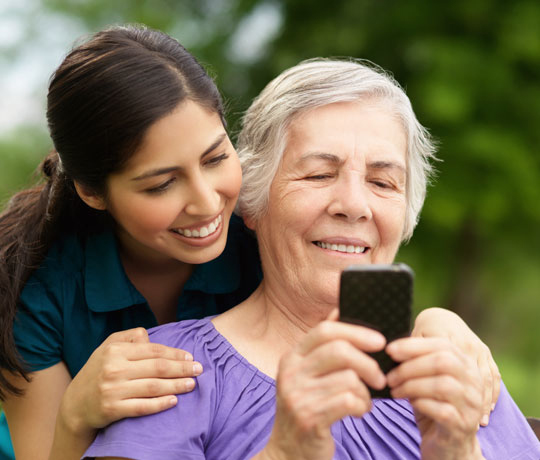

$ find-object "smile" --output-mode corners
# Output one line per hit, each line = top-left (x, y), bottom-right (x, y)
(314, 241), (368, 254)
(171, 215), (222, 238)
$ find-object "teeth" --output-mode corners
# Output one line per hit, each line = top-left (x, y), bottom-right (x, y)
(173, 215), (222, 238)
(315, 241), (366, 254)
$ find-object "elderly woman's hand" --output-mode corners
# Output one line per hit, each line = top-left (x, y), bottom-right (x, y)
(257, 311), (386, 460)
(412, 307), (500, 426)
(386, 337), (486, 460)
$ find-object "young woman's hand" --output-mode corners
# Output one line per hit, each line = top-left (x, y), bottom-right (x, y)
(58, 327), (201, 435)
(387, 337), (486, 460)
(412, 307), (500, 426)
(256, 310), (386, 460)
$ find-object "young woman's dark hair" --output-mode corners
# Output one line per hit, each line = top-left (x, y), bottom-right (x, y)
(0, 24), (225, 399)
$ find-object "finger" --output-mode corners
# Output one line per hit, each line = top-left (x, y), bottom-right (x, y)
(477, 353), (493, 426)
(122, 358), (203, 380)
(300, 340), (385, 390)
(316, 390), (372, 425)
(106, 342), (194, 362)
(297, 320), (385, 356)
(490, 359), (501, 411)
(326, 308), (339, 321)
(386, 336), (457, 362)
(409, 397), (468, 432)
(117, 377), (197, 399)
(105, 395), (179, 423)
(387, 349), (465, 388)
(390, 374), (480, 415)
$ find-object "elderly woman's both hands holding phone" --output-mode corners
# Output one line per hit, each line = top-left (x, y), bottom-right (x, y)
(264, 312), (485, 460)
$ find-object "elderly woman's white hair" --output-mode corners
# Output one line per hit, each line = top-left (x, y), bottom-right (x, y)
(236, 58), (437, 241)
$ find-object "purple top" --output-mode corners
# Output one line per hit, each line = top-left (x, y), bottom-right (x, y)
(84, 318), (540, 460)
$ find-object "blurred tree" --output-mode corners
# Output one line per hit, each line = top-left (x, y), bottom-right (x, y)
(1, 0), (538, 414)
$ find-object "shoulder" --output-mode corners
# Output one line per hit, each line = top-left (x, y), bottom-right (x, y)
(30, 233), (86, 282)
(477, 381), (540, 458)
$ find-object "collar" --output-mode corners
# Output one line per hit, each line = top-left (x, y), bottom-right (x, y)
(85, 231), (146, 312)
(84, 215), (245, 312)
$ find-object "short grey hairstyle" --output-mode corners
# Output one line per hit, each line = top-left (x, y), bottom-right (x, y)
(236, 58), (437, 241)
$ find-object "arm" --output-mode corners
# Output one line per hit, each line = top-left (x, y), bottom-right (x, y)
(3, 363), (71, 460)
(412, 307), (501, 425)
(254, 312), (387, 460)
(386, 337), (486, 460)
(5, 328), (201, 460)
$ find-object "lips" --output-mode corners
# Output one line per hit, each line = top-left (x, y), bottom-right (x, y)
(170, 215), (222, 238)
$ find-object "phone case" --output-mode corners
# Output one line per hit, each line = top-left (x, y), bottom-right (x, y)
(339, 264), (413, 398)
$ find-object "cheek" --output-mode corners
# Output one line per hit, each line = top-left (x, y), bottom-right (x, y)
(378, 200), (407, 243)
(221, 158), (242, 199)
(113, 195), (181, 232)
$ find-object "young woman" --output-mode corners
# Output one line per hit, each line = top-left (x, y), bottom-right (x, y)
(0, 26), (499, 460)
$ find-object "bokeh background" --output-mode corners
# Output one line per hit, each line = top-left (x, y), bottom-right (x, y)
(1, 0), (539, 415)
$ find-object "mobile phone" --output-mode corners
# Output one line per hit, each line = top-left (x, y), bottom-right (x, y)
(339, 263), (414, 398)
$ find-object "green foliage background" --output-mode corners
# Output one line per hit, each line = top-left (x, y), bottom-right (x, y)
(1, 0), (539, 415)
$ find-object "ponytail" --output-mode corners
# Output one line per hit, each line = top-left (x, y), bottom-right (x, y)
(0, 151), (75, 400)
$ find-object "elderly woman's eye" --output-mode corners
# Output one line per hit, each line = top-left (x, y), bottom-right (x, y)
(306, 173), (333, 180)
(371, 180), (392, 189)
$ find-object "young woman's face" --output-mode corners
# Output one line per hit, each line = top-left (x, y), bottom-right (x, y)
(103, 100), (242, 266)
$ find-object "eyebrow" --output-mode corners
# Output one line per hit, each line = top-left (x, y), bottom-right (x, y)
(367, 160), (406, 174)
(297, 152), (343, 165)
(131, 133), (228, 181)
(297, 153), (406, 173)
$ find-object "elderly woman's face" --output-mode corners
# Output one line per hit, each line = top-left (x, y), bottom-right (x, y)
(253, 100), (408, 306)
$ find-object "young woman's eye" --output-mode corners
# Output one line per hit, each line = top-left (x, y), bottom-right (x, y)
(145, 178), (176, 194)
(206, 153), (230, 167)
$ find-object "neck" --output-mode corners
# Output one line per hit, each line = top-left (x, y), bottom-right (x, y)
(213, 281), (335, 377)
(116, 235), (194, 325)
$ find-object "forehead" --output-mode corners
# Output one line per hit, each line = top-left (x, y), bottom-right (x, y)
(283, 100), (407, 166)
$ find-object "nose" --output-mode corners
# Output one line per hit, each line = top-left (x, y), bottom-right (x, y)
(184, 172), (221, 216)
(327, 172), (373, 222)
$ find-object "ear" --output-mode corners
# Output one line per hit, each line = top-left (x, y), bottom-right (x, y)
(74, 181), (107, 211)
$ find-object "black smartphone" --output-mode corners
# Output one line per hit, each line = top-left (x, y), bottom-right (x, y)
(339, 263), (414, 398)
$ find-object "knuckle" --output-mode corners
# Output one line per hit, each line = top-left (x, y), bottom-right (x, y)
(315, 321), (333, 341)
(101, 363), (121, 381)
(434, 375), (456, 398)
(341, 392), (357, 412)
(146, 380), (161, 395)
(433, 351), (457, 373)
(154, 358), (170, 376)
(100, 400), (116, 420)
(438, 404), (455, 423)
(133, 327), (148, 339)
(149, 342), (164, 357)
(133, 400), (149, 417)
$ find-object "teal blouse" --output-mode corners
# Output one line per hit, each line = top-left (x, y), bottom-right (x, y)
(13, 214), (261, 376)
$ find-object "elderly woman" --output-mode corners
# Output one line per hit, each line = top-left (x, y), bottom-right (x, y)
(84, 59), (540, 460)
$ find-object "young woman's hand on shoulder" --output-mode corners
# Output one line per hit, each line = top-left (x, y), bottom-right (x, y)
(52, 327), (201, 455)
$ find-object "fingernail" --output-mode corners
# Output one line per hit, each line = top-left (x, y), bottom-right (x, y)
(168, 396), (178, 406)
(491, 403), (495, 411)
(185, 379), (195, 391)
(184, 353), (193, 361)
(481, 414), (489, 426)
(193, 363), (203, 375)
